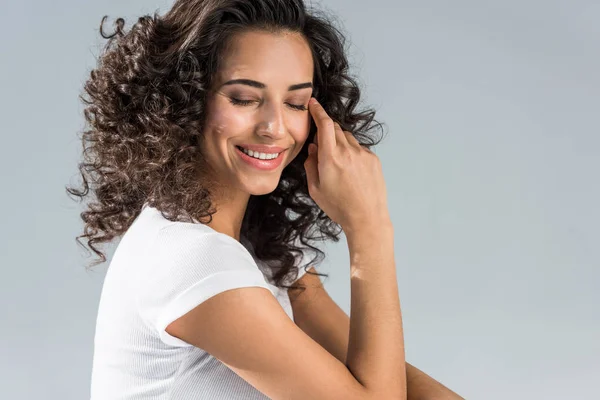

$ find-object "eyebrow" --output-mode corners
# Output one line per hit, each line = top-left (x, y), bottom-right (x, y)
(220, 78), (313, 91)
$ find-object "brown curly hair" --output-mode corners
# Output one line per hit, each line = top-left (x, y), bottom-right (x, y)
(66, 0), (386, 295)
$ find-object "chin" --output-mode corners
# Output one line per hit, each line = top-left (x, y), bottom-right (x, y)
(242, 177), (280, 196)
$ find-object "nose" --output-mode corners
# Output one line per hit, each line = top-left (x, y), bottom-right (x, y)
(256, 99), (286, 140)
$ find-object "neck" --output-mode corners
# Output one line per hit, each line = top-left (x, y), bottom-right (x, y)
(204, 189), (250, 242)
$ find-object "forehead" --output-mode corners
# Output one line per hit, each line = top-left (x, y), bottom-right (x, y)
(215, 30), (314, 86)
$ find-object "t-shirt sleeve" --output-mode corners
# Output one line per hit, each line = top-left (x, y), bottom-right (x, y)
(135, 224), (273, 347)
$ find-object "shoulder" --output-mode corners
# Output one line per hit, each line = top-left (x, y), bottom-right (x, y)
(154, 223), (253, 265)
(137, 220), (266, 293)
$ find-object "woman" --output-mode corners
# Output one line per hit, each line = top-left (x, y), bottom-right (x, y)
(68, 0), (462, 399)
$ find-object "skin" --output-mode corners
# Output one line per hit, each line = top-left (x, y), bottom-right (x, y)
(292, 267), (465, 400)
(195, 29), (463, 399)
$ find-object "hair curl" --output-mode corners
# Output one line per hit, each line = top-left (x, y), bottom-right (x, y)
(66, 0), (386, 296)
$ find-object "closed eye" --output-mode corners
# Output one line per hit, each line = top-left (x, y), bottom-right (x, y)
(288, 103), (307, 111)
(229, 98), (255, 106)
(229, 98), (307, 111)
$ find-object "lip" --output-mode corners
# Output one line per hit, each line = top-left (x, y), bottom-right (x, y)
(235, 145), (286, 171)
(237, 144), (287, 153)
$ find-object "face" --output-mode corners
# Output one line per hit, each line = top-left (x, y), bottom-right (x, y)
(199, 30), (314, 197)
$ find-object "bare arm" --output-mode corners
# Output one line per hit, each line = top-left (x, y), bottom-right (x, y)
(291, 270), (464, 400)
(301, 97), (408, 398)
(344, 220), (407, 399)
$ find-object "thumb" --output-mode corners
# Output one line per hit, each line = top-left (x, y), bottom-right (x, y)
(304, 143), (320, 194)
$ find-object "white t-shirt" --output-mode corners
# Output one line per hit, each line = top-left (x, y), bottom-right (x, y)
(90, 203), (311, 399)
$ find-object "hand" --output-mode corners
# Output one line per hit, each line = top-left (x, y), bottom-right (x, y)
(303, 98), (390, 231)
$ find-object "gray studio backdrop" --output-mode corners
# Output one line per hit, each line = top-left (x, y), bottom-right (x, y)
(1, 0), (598, 399)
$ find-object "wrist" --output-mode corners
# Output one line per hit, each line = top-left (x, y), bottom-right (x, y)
(343, 215), (393, 237)
(343, 219), (394, 251)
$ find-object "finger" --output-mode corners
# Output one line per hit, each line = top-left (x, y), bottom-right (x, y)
(304, 144), (320, 191)
(308, 98), (336, 155)
(344, 130), (362, 150)
(333, 122), (350, 148)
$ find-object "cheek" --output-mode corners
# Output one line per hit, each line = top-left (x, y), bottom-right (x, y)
(204, 104), (252, 140)
(291, 117), (311, 143)
(288, 122), (311, 158)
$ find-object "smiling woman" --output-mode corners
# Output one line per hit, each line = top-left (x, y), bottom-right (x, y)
(64, 0), (463, 399)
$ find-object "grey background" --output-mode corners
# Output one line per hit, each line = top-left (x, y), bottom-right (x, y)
(1, 0), (598, 398)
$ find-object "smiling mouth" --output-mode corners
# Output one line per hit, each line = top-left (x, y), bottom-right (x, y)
(234, 145), (287, 171)
(235, 145), (284, 158)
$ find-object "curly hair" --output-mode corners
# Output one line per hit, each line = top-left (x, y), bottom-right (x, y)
(66, 0), (386, 296)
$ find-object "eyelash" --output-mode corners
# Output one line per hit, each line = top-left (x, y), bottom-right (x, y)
(229, 98), (307, 111)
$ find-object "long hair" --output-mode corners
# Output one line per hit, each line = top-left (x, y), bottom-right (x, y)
(66, 0), (386, 294)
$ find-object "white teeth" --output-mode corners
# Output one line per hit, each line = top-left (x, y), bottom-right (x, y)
(239, 147), (280, 160)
